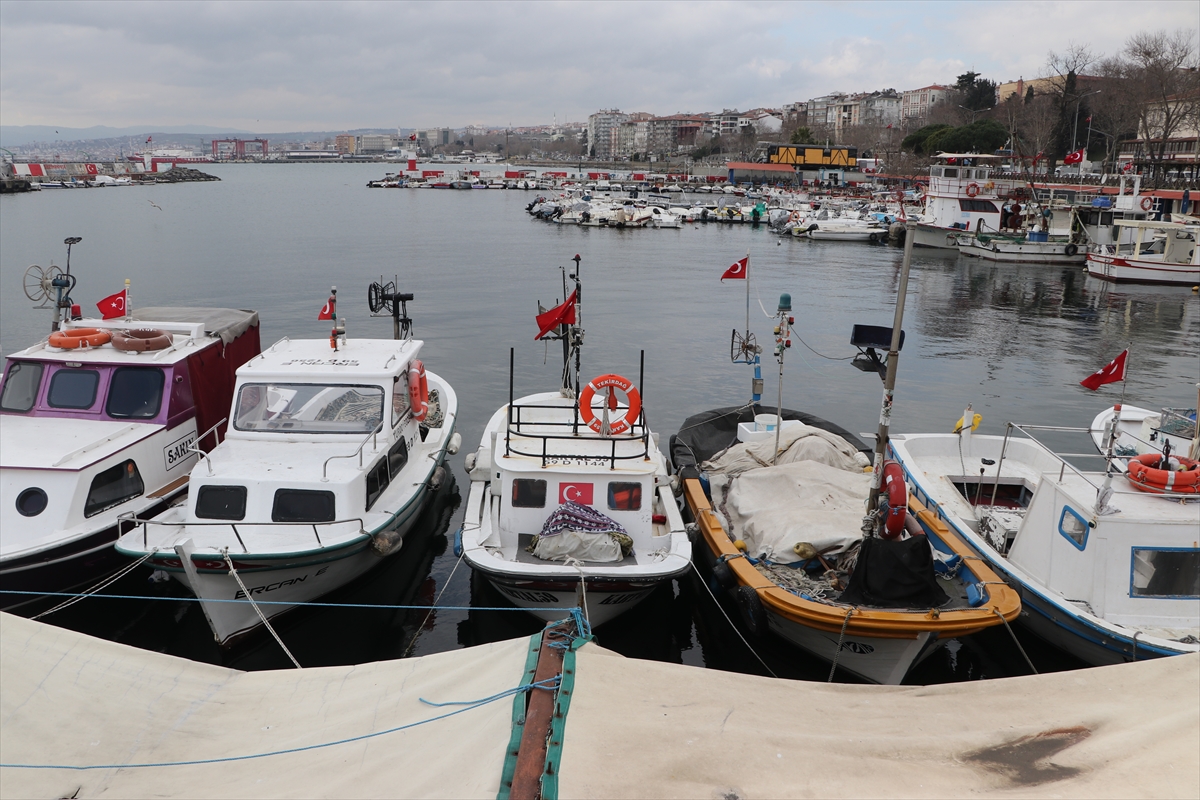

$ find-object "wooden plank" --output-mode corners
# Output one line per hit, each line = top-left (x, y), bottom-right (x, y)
(148, 474), (189, 499)
(510, 623), (568, 800)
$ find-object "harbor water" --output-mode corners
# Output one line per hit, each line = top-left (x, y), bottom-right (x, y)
(2, 163), (1197, 681)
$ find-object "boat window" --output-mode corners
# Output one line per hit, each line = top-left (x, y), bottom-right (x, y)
(392, 376), (411, 427)
(1057, 506), (1089, 550)
(959, 199), (999, 213)
(271, 488), (336, 523)
(47, 368), (100, 410)
(943, 168), (958, 178)
(607, 482), (642, 511)
(234, 383), (384, 434)
(106, 367), (164, 419)
(366, 457), (390, 510)
(388, 438), (408, 479)
(1131, 548), (1200, 598)
(195, 485), (247, 520)
(0, 361), (44, 413)
(84, 459), (144, 517)
(512, 478), (547, 508)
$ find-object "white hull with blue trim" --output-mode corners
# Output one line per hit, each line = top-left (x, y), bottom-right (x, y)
(116, 333), (460, 646)
(889, 424), (1199, 665)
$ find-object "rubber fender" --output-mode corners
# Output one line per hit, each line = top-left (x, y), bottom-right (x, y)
(712, 559), (736, 590)
(736, 585), (768, 637)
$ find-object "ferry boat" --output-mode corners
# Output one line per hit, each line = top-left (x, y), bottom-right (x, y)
(888, 412), (1199, 666)
(459, 257), (690, 627)
(911, 154), (1015, 249)
(115, 286), (460, 646)
(1, 242), (260, 610)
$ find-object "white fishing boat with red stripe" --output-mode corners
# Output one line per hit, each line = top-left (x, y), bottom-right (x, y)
(1086, 219), (1200, 285)
(115, 285), (460, 646)
(458, 256), (690, 627)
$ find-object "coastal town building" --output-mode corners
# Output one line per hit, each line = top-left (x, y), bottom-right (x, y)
(587, 109), (629, 159)
(334, 134), (356, 155)
(900, 85), (952, 122)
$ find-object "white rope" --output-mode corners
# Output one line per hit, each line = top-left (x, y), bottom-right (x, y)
(31, 551), (156, 620)
(562, 556), (590, 628)
(222, 551), (301, 669)
(403, 546), (467, 658)
(689, 561), (777, 679)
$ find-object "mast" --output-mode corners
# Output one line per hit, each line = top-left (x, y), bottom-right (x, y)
(864, 218), (916, 532)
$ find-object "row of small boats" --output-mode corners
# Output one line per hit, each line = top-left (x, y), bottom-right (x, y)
(2, 241), (1196, 684)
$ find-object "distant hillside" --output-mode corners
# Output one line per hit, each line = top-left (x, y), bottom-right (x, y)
(0, 125), (262, 148)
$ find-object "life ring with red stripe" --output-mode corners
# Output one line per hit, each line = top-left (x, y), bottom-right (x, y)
(48, 328), (111, 349)
(1126, 452), (1200, 494)
(879, 460), (908, 538)
(408, 360), (429, 421)
(965, 183), (980, 198)
(579, 373), (641, 435)
(1139, 196), (1153, 211)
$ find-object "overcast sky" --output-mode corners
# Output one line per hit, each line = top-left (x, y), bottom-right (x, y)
(2, 0), (1197, 132)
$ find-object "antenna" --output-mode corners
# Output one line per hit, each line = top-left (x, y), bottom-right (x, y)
(368, 277), (413, 340)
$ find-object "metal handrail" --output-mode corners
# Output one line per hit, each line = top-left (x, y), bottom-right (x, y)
(504, 403), (652, 468)
(185, 417), (228, 476)
(322, 424), (384, 481)
(121, 512), (367, 551)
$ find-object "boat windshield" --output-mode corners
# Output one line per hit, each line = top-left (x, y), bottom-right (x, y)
(234, 383), (384, 434)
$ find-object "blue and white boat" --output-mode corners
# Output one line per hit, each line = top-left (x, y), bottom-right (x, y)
(888, 411), (1199, 665)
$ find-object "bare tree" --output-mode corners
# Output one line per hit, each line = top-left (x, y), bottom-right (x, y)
(1090, 55), (1145, 174)
(1123, 30), (1200, 183)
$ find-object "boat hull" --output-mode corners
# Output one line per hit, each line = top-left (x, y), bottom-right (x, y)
(476, 567), (683, 628)
(958, 240), (1084, 264)
(1085, 253), (1200, 285)
(912, 223), (963, 249)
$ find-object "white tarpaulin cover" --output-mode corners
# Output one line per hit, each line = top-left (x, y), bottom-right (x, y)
(0, 613), (528, 799)
(559, 646), (1200, 799)
(702, 424), (872, 558)
(724, 460), (872, 558)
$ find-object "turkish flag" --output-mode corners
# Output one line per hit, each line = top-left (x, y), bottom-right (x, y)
(1064, 148), (1085, 165)
(1080, 349), (1128, 391)
(559, 482), (593, 505)
(534, 290), (576, 339)
(409, 133), (417, 141)
(721, 256), (748, 281)
(97, 289), (127, 320)
(318, 295), (335, 320)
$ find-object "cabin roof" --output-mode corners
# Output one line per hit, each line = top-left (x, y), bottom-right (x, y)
(240, 337), (423, 381)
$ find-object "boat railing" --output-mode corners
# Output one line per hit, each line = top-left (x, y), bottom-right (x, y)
(322, 424), (385, 481)
(122, 513), (367, 552)
(505, 401), (651, 469)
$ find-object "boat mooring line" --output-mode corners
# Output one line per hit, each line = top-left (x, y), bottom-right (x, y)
(0, 677), (555, 771)
(223, 552), (302, 669)
(1, 590), (580, 614)
(689, 561), (778, 679)
(30, 552), (155, 621)
(827, 608), (856, 682)
(403, 546), (468, 658)
(993, 607), (1038, 675)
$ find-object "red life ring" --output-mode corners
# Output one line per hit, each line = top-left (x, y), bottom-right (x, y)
(965, 183), (980, 198)
(578, 373), (641, 435)
(1139, 196), (1154, 211)
(880, 460), (908, 539)
(408, 359), (429, 421)
(1126, 453), (1200, 494)
(110, 328), (172, 352)
(48, 328), (111, 349)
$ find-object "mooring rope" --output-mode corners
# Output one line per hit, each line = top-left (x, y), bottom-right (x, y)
(403, 545), (468, 658)
(30, 552), (155, 620)
(992, 607), (1037, 675)
(827, 607), (855, 682)
(689, 560), (777, 679)
(222, 551), (302, 669)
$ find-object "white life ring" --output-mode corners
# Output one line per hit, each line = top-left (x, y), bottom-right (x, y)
(1139, 196), (1153, 211)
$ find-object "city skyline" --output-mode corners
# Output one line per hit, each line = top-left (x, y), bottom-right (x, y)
(2, 0), (1196, 133)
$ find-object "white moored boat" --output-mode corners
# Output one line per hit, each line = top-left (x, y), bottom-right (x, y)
(889, 412), (1200, 666)
(1086, 219), (1200, 285)
(1, 241), (260, 611)
(459, 259), (690, 628)
(115, 286), (460, 646)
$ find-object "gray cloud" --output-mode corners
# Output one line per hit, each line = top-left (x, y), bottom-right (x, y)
(2, 0), (1196, 131)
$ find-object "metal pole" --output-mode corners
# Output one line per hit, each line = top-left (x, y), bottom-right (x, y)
(864, 218), (917, 527)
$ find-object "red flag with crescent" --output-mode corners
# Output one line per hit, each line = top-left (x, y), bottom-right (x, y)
(318, 295), (335, 320)
(97, 289), (127, 320)
(1064, 148), (1085, 165)
(1080, 349), (1128, 391)
(534, 290), (576, 339)
(559, 482), (593, 505)
(721, 257), (748, 281)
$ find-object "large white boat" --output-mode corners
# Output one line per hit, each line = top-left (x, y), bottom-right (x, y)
(1086, 219), (1200, 285)
(115, 287), (460, 646)
(911, 154), (1015, 249)
(889, 413), (1199, 666)
(1, 243), (260, 610)
(459, 260), (690, 628)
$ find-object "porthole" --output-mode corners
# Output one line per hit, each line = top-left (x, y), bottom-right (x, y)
(16, 488), (48, 517)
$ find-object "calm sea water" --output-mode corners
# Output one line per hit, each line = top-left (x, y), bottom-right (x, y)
(2, 164), (1197, 682)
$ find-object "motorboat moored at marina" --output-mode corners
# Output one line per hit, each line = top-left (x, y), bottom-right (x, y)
(459, 258), (690, 627)
(115, 286), (460, 646)
(1086, 219), (1200, 285)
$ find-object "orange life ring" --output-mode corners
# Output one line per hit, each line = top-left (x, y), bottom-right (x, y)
(1139, 196), (1154, 211)
(408, 359), (429, 421)
(1126, 453), (1200, 494)
(110, 328), (172, 352)
(578, 373), (641, 435)
(48, 328), (111, 349)
(965, 183), (980, 198)
(880, 460), (908, 539)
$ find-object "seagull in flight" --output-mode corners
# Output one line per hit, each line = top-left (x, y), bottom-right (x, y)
(147, 200), (162, 211)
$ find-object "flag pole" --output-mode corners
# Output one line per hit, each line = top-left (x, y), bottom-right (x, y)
(744, 250), (750, 343)
(124, 278), (131, 321)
